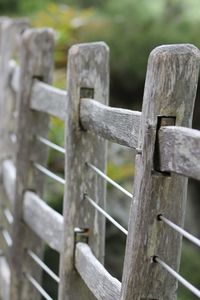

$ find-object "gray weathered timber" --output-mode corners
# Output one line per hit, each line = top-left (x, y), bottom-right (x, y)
(158, 126), (200, 180)
(10, 29), (54, 300)
(2, 160), (16, 207)
(0, 20), (28, 291)
(121, 44), (200, 300)
(0, 255), (10, 300)
(0, 18), (29, 165)
(58, 43), (109, 300)
(80, 98), (141, 148)
(0, 230), (12, 264)
(31, 79), (67, 120)
(23, 191), (63, 252)
(0, 184), (13, 264)
(9, 60), (20, 93)
(75, 243), (121, 300)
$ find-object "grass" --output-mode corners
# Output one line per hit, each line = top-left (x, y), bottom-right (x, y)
(177, 241), (200, 300)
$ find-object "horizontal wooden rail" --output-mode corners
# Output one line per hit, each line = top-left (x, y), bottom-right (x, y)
(8, 61), (67, 123)
(2, 160), (16, 206)
(80, 98), (141, 148)
(0, 256), (10, 300)
(158, 126), (200, 180)
(23, 191), (63, 252)
(30, 80), (67, 120)
(75, 242), (121, 300)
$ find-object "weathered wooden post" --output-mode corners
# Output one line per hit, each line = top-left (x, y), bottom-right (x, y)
(0, 18), (28, 284)
(121, 44), (200, 299)
(10, 28), (54, 300)
(0, 18), (28, 164)
(58, 43), (109, 299)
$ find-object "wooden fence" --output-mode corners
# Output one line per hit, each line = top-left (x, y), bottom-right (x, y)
(0, 18), (199, 300)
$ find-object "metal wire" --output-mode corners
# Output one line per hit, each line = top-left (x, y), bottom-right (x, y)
(85, 194), (128, 235)
(159, 215), (200, 248)
(28, 249), (60, 283)
(154, 256), (200, 298)
(26, 273), (53, 300)
(37, 135), (65, 154)
(3, 208), (13, 224)
(86, 163), (133, 199)
(34, 163), (65, 185)
(1, 229), (12, 247)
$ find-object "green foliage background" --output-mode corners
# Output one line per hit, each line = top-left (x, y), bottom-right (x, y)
(1, 0), (200, 299)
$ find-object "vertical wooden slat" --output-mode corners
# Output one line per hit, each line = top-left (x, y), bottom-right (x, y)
(0, 18), (29, 165)
(121, 44), (200, 300)
(0, 19), (28, 285)
(58, 43), (109, 300)
(10, 29), (54, 300)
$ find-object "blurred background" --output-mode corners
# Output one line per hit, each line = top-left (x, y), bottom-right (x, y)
(1, 0), (200, 299)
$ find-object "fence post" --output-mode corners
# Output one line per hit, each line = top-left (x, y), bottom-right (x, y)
(0, 18), (29, 164)
(121, 45), (200, 299)
(0, 18), (29, 282)
(10, 29), (54, 300)
(58, 43), (109, 299)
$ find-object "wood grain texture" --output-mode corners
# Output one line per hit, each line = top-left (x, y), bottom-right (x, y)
(75, 243), (121, 300)
(80, 98), (141, 148)
(58, 43), (109, 300)
(31, 79), (67, 120)
(0, 20), (28, 292)
(158, 126), (200, 180)
(10, 29), (54, 300)
(121, 44), (200, 300)
(23, 191), (63, 252)
(0, 18), (29, 165)
(2, 160), (16, 206)
(0, 255), (10, 300)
